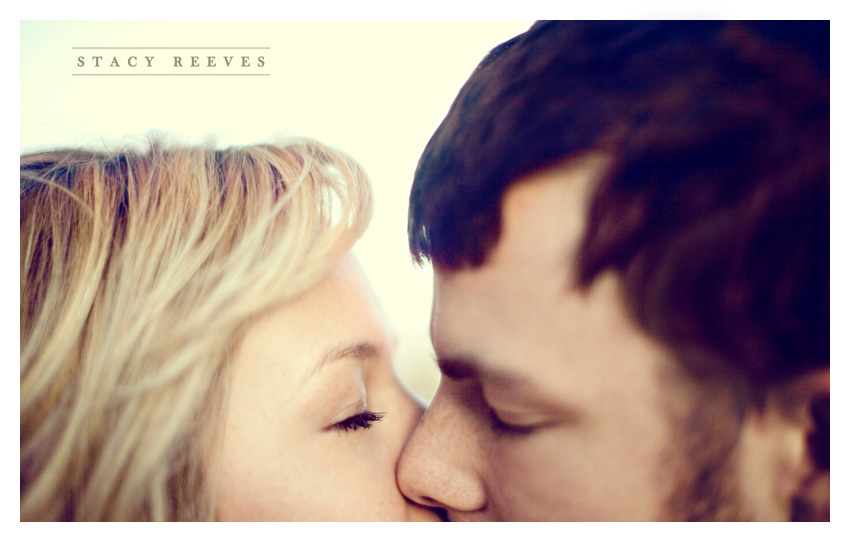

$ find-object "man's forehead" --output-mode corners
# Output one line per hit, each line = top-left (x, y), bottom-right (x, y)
(432, 152), (610, 297)
(496, 152), (609, 260)
(430, 153), (612, 364)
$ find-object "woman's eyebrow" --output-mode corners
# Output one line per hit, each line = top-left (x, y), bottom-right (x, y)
(305, 340), (379, 382)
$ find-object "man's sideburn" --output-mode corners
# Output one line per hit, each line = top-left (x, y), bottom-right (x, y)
(657, 361), (752, 521)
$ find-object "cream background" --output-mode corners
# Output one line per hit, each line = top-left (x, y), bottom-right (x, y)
(20, 20), (535, 402)
(14, 6), (844, 535)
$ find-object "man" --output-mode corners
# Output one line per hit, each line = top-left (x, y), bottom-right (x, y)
(397, 21), (829, 521)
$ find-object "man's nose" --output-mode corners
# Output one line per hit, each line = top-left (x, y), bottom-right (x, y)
(396, 382), (487, 514)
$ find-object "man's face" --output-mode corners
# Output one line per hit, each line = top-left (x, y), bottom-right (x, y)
(397, 154), (713, 520)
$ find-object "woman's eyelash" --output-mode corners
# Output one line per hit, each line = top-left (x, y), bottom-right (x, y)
(334, 411), (385, 432)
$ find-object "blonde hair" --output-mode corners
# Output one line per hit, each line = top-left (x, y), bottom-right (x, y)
(20, 138), (373, 520)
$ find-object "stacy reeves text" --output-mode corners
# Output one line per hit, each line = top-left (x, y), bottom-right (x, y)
(76, 55), (266, 68)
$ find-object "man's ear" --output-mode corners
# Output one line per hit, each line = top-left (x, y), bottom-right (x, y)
(783, 369), (829, 521)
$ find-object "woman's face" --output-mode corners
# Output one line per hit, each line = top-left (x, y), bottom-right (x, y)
(214, 252), (440, 521)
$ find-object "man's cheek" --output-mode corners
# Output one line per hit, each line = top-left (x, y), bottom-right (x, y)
(488, 430), (585, 520)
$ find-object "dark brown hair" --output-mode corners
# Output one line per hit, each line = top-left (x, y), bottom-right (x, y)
(408, 21), (828, 392)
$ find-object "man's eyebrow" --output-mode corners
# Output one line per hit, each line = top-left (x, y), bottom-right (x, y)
(437, 355), (575, 416)
(437, 356), (531, 386)
(306, 341), (379, 382)
(437, 357), (480, 380)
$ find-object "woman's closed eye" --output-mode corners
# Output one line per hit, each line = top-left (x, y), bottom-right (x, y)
(333, 410), (385, 433)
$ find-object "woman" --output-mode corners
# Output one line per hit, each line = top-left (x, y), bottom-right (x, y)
(20, 139), (439, 521)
